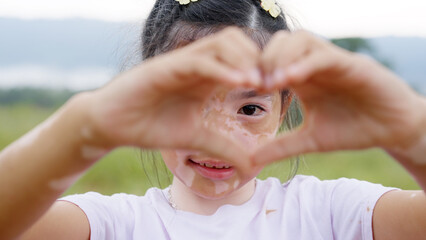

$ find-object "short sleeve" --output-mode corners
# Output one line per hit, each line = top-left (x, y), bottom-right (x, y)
(59, 192), (136, 240)
(328, 178), (398, 240)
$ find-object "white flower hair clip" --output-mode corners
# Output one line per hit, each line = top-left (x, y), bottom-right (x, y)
(260, 0), (281, 18)
(176, 0), (198, 5)
(175, 0), (281, 19)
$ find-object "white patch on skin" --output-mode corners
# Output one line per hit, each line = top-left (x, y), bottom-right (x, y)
(410, 193), (418, 198)
(233, 179), (240, 189)
(80, 126), (93, 140)
(81, 145), (107, 161)
(214, 181), (230, 195)
(49, 173), (82, 191)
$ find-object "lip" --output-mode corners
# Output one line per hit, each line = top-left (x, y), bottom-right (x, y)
(188, 159), (235, 181)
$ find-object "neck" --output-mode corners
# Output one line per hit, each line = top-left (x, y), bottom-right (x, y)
(169, 178), (256, 215)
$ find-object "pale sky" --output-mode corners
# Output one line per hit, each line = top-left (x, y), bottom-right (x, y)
(1, 0), (426, 38)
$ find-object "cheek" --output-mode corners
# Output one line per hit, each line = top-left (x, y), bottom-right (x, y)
(161, 150), (197, 187)
(236, 116), (282, 148)
(161, 150), (178, 170)
(234, 130), (272, 149)
(246, 101), (282, 144)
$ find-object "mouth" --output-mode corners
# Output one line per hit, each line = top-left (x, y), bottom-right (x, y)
(188, 158), (235, 180)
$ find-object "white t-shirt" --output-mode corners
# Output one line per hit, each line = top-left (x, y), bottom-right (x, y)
(60, 175), (396, 240)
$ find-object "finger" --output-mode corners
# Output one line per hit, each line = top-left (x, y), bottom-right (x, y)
(261, 30), (315, 88)
(191, 126), (252, 171)
(182, 58), (253, 87)
(214, 44), (262, 87)
(252, 129), (318, 166)
(213, 27), (261, 69)
(277, 49), (337, 88)
(261, 31), (290, 73)
(209, 28), (262, 86)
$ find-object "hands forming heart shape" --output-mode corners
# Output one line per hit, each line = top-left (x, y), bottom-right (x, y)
(89, 27), (425, 170)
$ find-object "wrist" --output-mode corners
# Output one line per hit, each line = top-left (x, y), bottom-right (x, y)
(61, 92), (112, 162)
(387, 95), (426, 165)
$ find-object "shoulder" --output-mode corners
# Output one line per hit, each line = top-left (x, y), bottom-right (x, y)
(59, 188), (169, 239)
(282, 175), (396, 194)
(286, 175), (397, 240)
(259, 176), (397, 240)
(259, 175), (397, 217)
(60, 188), (166, 216)
(61, 191), (146, 211)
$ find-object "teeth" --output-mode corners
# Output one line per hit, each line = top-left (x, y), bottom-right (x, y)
(198, 162), (231, 169)
(193, 159), (231, 169)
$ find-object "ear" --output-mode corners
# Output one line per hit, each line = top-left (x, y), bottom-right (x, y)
(279, 91), (294, 123)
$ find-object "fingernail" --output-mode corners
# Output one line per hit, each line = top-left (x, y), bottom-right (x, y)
(272, 69), (286, 86)
(249, 69), (262, 86)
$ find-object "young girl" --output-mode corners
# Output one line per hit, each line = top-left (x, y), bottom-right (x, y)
(1, 0), (426, 239)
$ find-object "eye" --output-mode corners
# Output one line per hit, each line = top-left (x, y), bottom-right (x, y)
(238, 105), (265, 116)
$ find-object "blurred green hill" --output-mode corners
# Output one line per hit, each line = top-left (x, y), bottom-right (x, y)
(0, 88), (74, 108)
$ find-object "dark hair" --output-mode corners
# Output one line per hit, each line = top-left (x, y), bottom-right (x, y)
(142, 0), (289, 59)
(140, 0), (303, 187)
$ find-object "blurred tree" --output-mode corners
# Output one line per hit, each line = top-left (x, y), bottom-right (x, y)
(331, 38), (393, 69)
(0, 88), (74, 108)
(331, 38), (373, 52)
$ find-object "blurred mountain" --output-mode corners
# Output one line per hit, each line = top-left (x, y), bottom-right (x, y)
(368, 37), (426, 93)
(0, 18), (424, 94)
(0, 17), (139, 70)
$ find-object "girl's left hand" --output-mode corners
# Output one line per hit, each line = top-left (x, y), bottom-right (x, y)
(253, 30), (426, 165)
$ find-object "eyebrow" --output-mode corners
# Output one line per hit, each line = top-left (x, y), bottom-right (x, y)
(230, 90), (273, 101)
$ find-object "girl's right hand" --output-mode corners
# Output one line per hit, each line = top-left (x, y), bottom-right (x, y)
(2, 27), (262, 240)
(84, 28), (261, 162)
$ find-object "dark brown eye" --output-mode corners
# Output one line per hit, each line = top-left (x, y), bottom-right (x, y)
(238, 105), (264, 116)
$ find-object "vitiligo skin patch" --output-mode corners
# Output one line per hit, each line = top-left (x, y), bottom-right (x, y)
(161, 87), (282, 203)
(49, 173), (82, 191)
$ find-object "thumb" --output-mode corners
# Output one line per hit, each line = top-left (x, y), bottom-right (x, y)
(252, 129), (317, 166)
(190, 126), (252, 171)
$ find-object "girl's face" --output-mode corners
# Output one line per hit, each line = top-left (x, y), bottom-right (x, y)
(161, 87), (283, 199)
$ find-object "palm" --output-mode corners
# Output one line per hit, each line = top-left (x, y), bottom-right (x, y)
(93, 62), (221, 151)
(255, 49), (422, 164)
(86, 29), (261, 162)
(296, 59), (418, 153)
